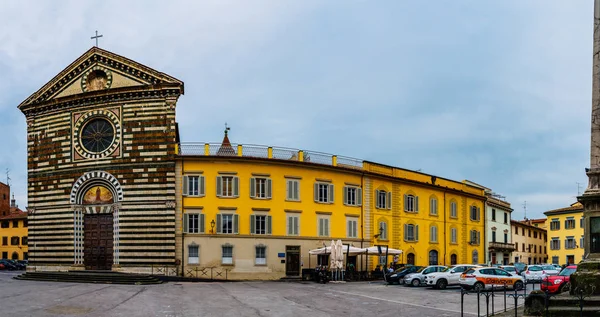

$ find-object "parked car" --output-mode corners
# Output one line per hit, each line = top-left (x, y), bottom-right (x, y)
(17, 260), (28, 267)
(386, 266), (422, 285)
(7, 260), (26, 270)
(0, 260), (18, 270)
(0, 263), (4, 270)
(521, 265), (545, 282)
(459, 267), (524, 291)
(551, 264), (562, 271)
(425, 264), (480, 289)
(500, 265), (519, 276)
(514, 262), (527, 274)
(541, 265), (578, 294)
(540, 265), (560, 277)
(403, 265), (447, 287)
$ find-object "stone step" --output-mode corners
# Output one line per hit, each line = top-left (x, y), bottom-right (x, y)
(14, 271), (162, 285)
(546, 306), (600, 317)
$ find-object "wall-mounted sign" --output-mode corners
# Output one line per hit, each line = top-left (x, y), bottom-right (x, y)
(278, 252), (285, 258)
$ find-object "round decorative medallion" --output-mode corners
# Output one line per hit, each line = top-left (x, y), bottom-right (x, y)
(73, 110), (121, 160)
(81, 66), (113, 92)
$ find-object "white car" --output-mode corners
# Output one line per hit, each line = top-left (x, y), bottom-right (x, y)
(403, 265), (447, 287)
(459, 267), (524, 291)
(425, 264), (480, 289)
(540, 265), (560, 277)
(521, 265), (545, 282)
(499, 265), (520, 276)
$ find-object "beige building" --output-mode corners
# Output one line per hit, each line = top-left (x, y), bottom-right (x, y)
(511, 220), (547, 264)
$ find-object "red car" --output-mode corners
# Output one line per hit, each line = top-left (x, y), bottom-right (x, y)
(541, 265), (577, 294)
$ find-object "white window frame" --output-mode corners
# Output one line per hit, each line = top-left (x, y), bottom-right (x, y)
(404, 194), (419, 213)
(255, 245), (267, 265)
(344, 186), (362, 206)
(376, 190), (392, 209)
(318, 216), (330, 237)
(183, 175), (205, 197)
(286, 214), (300, 236)
(250, 177), (272, 199)
(450, 227), (457, 244)
(250, 214), (272, 235)
(188, 244), (199, 264)
(430, 225), (438, 243)
(216, 175), (239, 198)
(286, 179), (300, 201)
(222, 245), (233, 265)
(314, 182), (334, 203)
(450, 201), (457, 218)
(347, 217), (358, 238)
(404, 224), (418, 242)
(183, 212), (205, 234)
(430, 197), (438, 215)
(216, 213), (239, 234)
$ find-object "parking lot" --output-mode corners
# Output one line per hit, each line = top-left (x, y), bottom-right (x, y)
(0, 271), (532, 317)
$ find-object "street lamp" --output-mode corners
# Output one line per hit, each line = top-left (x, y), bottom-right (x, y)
(210, 219), (215, 234)
(374, 225), (384, 239)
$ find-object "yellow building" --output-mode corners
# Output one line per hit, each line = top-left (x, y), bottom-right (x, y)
(0, 209), (28, 261)
(544, 202), (585, 266)
(511, 220), (547, 265)
(175, 132), (486, 280)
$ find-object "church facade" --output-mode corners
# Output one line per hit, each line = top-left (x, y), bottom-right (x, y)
(20, 48), (183, 273)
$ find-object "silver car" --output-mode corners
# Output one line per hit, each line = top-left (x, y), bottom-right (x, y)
(404, 265), (447, 287)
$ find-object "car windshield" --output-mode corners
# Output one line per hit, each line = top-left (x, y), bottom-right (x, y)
(528, 266), (542, 271)
(542, 265), (555, 270)
(416, 267), (426, 273)
(559, 268), (577, 276)
(464, 269), (475, 274)
(441, 267), (453, 272)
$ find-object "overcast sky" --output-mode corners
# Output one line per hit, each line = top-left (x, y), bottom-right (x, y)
(0, 1), (593, 219)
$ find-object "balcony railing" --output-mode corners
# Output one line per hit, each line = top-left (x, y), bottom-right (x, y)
(488, 242), (516, 251)
(178, 143), (363, 169)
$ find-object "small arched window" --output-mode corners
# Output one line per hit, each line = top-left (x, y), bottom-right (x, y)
(429, 250), (438, 265)
(451, 254), (457, 265)
(472, 250), (479, 264)
(430, 226), (438, 243)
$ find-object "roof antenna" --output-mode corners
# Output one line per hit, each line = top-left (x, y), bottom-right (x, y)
(5, 168), (10, 187)
(522, 201), (527, 220)
(577, 182), (582, 196)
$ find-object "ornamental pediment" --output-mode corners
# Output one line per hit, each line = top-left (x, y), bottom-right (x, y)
(18, 47), (183, 112)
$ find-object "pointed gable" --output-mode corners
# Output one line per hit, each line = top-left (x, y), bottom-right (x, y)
(18, 47), (184, 113)
(217, 129), (236, 156)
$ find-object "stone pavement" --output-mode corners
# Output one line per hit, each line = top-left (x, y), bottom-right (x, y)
(0, 272), (527, 317)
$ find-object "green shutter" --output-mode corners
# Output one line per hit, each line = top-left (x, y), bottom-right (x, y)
(404, 194), (407, 211)
(415, 225), (419, 241)
(314, 183), (319, 202)
(286, 180), (291, 200)
(233, 177), (239, 197)
(200, 214), (205, 233)
(325, 219), (329, 236)
(267, 215), (272, 235)
(404, 224), (408, 241)
(318, 218), (323, 236)
(216, 214), (222, 234)
(286, 216), (291, 235)
(234, 214), (239, 234)
(375, 190), (380, 208)
(357, 188), (362, 206)
(200, 176), (205, 196)
(343, 186), (348, 205)
(294, 181), (299, 200)
(387, 192), (392, 210)
(294, 216), (299, 235)
(328, 184), (334, 203)
(250, 215), (256, 234)
(267, 179), (272, 199)
(250, 178), (256, 198)
(183, 214), (189, 233)
(216, 176), (222, 197)
(415, 196), (419, 212)
(183, 176), (189, 196)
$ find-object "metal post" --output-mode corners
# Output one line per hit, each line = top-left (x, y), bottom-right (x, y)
(461, 289), (465, 317)
(514, 289), (519, 317)
(491, 287), (495, 316)
(503, 285), (507, 312)
(486, 292), (490, 317)
(477, 289), (481, 317)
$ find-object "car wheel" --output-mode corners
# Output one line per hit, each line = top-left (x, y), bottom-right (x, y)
(560, 283), (570, 293)
(436, 279), (448, 290)
(412, 279), (420, 287)
(514, 281), (524, 291)
(473, 282), (484, 292)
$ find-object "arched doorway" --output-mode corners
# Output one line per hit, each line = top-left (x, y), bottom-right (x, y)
(11, 252), (19, 260)
(71, 171), (124, 271)
(407, 253), (415, 265)
(451, 254), (457, 265)
(428, 250), (438, 265)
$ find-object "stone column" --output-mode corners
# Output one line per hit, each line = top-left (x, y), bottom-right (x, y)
(573, 0), (600, 295)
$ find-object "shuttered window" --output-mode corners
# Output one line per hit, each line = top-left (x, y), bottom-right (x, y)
(183, 175), (205, 197)
(346, 217), (358, 238)
(404, 194), (418, 212)
(286, 179), (300, 201)
(314, 183), (334, 203)
(344, 186), (362, 206)
(404, 224), (418, 242)
(250, 177), (272, 199)
(287, 215), (300, 236)
(318, 217), (330, 237)
(250, 215), (272, 235)
(216, 176), (239, 198)
(183, 213), (205, 234)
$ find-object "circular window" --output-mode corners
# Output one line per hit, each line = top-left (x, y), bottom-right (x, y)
(86, 70), (108, 91)
(81, 118), (115, 153)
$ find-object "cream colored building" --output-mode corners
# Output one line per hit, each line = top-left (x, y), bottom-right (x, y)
(511, 220), (547, 264)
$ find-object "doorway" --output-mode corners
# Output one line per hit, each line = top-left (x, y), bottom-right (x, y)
(407, 253), (415, 265)
(84, 214), (114, 270)
(285, 246), (300, 276)
(567, 255), (575, 265)
(451, 254), (457, 265)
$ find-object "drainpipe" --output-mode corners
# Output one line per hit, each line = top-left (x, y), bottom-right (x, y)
(361, 172), (364, 249)
(181, 158), (185, 276)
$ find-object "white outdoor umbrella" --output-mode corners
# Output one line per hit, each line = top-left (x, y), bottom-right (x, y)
(335, 240), (344, 269)
(329, 240), (337, 269)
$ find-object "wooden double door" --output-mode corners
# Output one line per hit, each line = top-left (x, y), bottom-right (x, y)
(84, 214), (114, 270)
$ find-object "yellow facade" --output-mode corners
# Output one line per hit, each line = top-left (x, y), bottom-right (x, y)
(544, 203), (585, 266)
(0, 213), (28, 260)
(511, 220), (547, 265)
(175, 142), (486, 279)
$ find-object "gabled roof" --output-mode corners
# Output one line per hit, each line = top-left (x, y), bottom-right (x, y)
(19, 47), (184, 111)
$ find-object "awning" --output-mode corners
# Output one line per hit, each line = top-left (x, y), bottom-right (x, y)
(363, 246), (403, 255)
(308, 246), (367, 255)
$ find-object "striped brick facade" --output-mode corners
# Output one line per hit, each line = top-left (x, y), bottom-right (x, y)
(19, 47), (183, 273)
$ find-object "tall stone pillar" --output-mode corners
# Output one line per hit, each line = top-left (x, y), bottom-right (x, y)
(573, 0), (600, 295)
